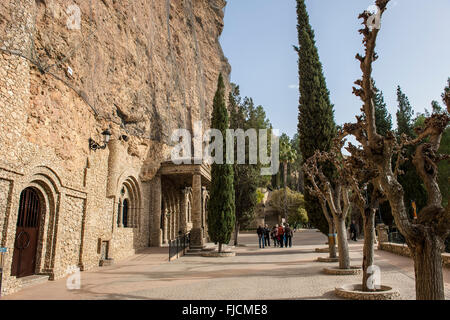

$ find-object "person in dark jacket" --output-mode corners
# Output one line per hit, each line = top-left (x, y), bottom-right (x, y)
(271, 225), (278, 247)
(264, 224), (271, 247)
(350, 221), (357, 241)
(257, 225), (265, 248)
(284, 223), (293, 248)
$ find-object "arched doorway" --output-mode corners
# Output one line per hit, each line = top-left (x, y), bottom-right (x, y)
(122, 199), (129, 228)
(11, 187), (42, 278)
(116, 177), (142, 229)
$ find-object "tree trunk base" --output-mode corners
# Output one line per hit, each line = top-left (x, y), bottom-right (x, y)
(316, 256), (339, 263)
(323, 266), (361, 275)
(335, 284), (400, 300)
(412, 237), (446, 300)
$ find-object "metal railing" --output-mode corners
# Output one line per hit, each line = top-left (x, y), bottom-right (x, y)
(388, 227), (406, 245)
(169, 233), (190, 262)
(388, 228), (449, 253)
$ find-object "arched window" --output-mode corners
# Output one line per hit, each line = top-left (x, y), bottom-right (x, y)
(116, 177), (142, 229)
(123, 199), (129, 228)
(117, 200), (122, 227)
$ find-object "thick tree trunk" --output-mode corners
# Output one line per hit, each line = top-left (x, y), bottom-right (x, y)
(411, 235), (445, 300)
(328, 222), (337, 259)
(218, 243), (223, 253)
(234, 221), (240, 246)
(335, 216), (350, 269)
(362, 209), (376, 292)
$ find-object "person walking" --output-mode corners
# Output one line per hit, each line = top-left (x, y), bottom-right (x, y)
(284, 223), (293, 248)
(350, 221), (357, 242)
(264, 224), (271, 247)
(257, 225), (265, 248)
(277, 224), (284, 248)
(272, 225), (278, 247)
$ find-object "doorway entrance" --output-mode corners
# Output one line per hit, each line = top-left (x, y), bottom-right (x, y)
(11, 188), (42, 278)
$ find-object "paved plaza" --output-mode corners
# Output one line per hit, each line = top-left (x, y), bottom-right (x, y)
(2, 229), (450, 300)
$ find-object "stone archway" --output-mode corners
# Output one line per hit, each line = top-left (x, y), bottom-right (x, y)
(4, 166), (63, 281)
(116, 176), (142, 230)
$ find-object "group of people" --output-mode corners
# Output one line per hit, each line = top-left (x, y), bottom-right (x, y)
(256, 223), (294, 249)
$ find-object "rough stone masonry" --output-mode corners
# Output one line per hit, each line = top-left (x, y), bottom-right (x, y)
(0, 0), (230, 296)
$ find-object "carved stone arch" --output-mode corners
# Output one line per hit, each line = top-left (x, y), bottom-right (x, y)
(116, 172), (142, 229)
(117, 169), (143, 206)
(26, 166), (63, 195)
(8, 166), (64, 279)
(123, 178), (141, 228)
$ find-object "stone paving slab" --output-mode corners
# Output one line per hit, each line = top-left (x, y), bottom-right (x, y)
(1, 230), (449, 300)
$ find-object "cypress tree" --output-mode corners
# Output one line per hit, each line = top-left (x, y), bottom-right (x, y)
(396, 86), (415, 137)
(374, 83), (393, 137)
(372, 82), (394, 225)
(296, 0), (336, 234)
(228, 84), (258, 244)
(395, 86), (427, 218)
(208, 74), (236, 253)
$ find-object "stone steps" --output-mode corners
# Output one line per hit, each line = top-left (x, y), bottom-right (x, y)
(184, 245), (218, 256)
(99, 258), (114, 267)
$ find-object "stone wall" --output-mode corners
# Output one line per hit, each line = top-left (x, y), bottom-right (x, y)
(378, 242), (450, 269)
(0, 0), (229, 296)
(56, 195), (85, 274)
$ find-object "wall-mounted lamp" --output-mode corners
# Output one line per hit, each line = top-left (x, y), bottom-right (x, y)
(89, 129), (112, 151)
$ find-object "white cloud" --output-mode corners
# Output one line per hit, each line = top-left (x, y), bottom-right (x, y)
(288, 84), (299, 89)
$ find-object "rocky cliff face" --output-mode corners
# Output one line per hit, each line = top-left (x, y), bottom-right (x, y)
(0, 0), (230, 176)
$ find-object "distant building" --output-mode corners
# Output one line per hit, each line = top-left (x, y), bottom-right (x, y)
(248, 189), (283, 229)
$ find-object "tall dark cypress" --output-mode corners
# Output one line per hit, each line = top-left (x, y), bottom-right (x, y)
(373, 82), (394, 225)
(395, 86), (427, 218)
(396, 86), (415, 137)
(208, 74), (236, 252)
(373, 83), (393, 137)
(296, 0), (336, 234)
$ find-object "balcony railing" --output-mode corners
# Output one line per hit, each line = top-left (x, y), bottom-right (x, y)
(169, 233), (190, 262)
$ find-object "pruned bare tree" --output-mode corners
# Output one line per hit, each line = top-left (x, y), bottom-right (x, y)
(345, 0), (450, 299)
(303, 145), (351, 269)
(342, 135), (384, 291)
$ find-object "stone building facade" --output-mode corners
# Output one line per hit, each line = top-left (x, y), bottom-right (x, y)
(0, 0), (230, 296)
(250, 189), (283, 229)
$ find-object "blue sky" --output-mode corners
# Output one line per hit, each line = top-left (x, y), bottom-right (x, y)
(220, 0), (450, 139)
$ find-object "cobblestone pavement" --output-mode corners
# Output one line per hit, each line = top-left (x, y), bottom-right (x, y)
(2, 229), (449, 300)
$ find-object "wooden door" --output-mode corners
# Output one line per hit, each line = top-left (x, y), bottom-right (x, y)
(11, 188), (41, 278)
